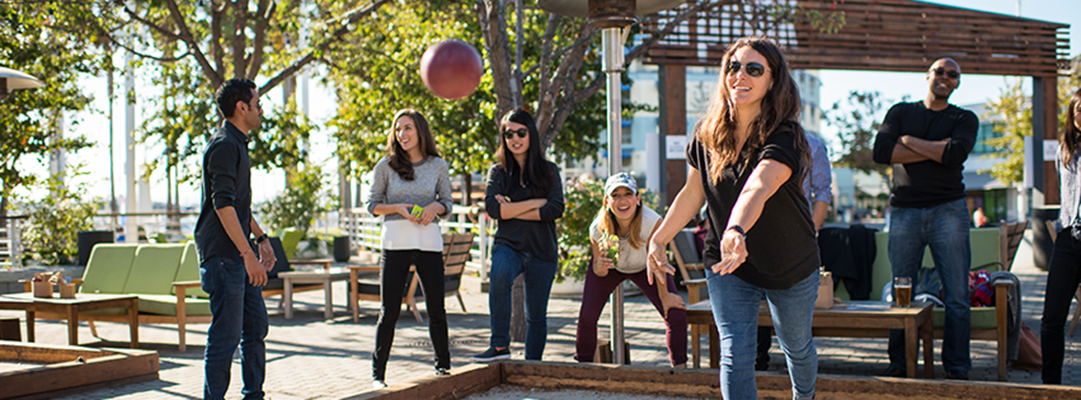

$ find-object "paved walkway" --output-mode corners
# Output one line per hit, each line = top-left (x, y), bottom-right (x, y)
(1, 232), (1079, 399)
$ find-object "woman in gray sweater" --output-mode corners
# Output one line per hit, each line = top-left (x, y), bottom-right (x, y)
(366, 109), (454, 388)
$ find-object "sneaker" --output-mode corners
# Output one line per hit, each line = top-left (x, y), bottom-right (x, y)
(435, 367), (450, 376)
(372, 379), (388, 390)
(472, 347), (511, 362)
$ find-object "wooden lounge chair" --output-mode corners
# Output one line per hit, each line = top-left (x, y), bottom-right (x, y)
(669, 229), (709, 368)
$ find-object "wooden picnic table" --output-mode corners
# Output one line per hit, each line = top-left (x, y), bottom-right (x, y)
(686, 299), (934, 379)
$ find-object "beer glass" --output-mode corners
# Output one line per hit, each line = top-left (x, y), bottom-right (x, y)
(893, 276), (912, 307)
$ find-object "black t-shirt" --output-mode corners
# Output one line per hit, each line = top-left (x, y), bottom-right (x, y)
(687, 123), (820, 290)
(871, 101), (978, 208)
(484, 162), (565, 262)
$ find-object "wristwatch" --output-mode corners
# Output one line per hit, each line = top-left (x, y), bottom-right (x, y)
(725, 225), (747, 239)
(255, 233), (269, 244)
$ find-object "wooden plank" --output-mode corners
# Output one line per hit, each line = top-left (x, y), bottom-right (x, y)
(0, 343), (158, 399)
(342, 363), (500, 400)
(0, 342), (111, 364)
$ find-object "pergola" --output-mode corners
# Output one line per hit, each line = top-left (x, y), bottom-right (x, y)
(642, 0), (1071, 205)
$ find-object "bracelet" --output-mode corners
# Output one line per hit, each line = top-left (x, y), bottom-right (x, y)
(255, 233), (269, 244)
(240, 249), (253, 258)
(726, 225), (747, 238)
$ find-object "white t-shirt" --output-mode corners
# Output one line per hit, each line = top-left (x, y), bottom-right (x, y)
(589, 206), (661, 274)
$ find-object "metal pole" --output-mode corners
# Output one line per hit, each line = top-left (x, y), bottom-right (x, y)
(602, 27), (626, 365)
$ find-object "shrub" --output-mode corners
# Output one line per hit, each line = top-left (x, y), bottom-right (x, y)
(16, 173), (103, 265)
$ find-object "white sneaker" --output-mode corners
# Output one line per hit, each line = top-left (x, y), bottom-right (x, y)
(372, 379), (388, 390)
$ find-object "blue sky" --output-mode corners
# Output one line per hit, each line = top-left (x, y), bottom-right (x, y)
(816, 0), (1081, 150)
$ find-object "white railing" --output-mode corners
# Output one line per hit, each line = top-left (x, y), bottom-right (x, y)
(0, 220), (22, 268)
(340, 205), (493, 281)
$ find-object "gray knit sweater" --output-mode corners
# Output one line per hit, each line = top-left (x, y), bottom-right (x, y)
(366, 156), (454, 222)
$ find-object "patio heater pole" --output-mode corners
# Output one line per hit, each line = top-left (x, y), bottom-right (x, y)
(601, 25), (626, 364)
(538, 0), (684, 366)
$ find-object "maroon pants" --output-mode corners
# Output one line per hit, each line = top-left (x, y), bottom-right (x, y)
(574, 265), (688, 366)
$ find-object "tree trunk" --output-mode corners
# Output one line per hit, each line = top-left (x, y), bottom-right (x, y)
(462, 172), (473, 206)
(510, 274), (526, 342)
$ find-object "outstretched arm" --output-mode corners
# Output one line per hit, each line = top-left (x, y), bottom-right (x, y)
(647, 166), (707, 287)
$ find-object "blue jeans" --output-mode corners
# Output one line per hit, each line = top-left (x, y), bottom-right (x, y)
(707, 268), (818, 399)
(200, 257), (269, 400)
(886, 198), (971, 374)
(488, 244), (558, 360)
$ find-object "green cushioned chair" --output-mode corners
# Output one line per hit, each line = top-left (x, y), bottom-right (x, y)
(37, 241), (212, 353)
(280, 228), (305, 261)
(78, 244), (139, 294)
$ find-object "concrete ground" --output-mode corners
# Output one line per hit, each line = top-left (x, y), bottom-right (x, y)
(1, 231), (1078, 399)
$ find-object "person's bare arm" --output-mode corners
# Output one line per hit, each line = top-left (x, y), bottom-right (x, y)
(900, 136), (948, 163)
(249, 217), (275, 271)
(216, 206), (265, 286)
(647, 166), (707, 287)
(812, 200), (828, 231)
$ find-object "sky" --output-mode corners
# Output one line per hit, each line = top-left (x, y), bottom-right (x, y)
(815, 0), (1081, 150)
(25, 0), (1081, 212)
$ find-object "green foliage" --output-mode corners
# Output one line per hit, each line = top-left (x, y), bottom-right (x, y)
(555, 178), (661, 283)
(258, 165), (334, 236)
(983, 79), (1029, 187)
(326, 2), (497, 179)
(0, 3), (100, 200)
(252, 96), (313, 171)
(826, 90), (896, 182)
(15, 171), (104, 266)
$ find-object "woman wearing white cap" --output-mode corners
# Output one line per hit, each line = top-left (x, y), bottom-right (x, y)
(574, 172), (688, 367)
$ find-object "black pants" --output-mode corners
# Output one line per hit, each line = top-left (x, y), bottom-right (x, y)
(1042, 228), (1081, 384)
(372, 250), (450, 380)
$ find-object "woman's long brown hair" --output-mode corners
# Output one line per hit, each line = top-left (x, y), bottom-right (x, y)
(387, 109), (440, 181)
(693, 37), (809, 184)
(1060, 88), (1081, 168)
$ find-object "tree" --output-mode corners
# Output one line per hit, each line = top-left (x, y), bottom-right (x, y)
(984, 79), (1029, 187)
(0, 3), (103, 224)
(76, 0), (392, 185)
(475, 0), (846, 150)
(983, 73), (1080, 187)
(826, 90), (894, 182)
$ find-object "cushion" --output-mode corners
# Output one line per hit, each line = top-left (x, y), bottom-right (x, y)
(134, 294), (211, 316)
(172, 241), (209, 298)
(80, 244), (138, 294)
(123, 244), (185, 295)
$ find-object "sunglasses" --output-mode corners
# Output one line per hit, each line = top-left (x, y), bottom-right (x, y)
(725, 60), (767, 78)
(932, 67), (960, 79)
(502, 128), (529, 139)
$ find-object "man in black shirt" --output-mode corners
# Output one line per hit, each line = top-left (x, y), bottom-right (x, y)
(194, 78), (276, 399)
(872, 58), (977, 380)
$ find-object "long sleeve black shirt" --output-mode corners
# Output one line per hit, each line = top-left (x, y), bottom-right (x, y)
(872, 101), (978, 208)
(484, 162), (565, 262)
(194, 121), (252, 263)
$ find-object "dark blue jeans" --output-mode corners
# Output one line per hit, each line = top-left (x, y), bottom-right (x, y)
(488, 244), (558, 360)
(200, 256), (269, 400)
(886, 198), (971, 374)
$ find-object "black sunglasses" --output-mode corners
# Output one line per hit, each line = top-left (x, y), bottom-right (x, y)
(725, 61), (767, 78)
(932, 67), (960, 79)
(502, 128), (529, 139)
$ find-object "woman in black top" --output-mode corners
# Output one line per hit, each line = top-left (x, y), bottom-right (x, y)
(646, 37), (819, 400)
(472, 109), (565, 362)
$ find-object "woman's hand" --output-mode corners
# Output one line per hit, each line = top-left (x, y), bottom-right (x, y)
(646, 239), (675, 286)
(710, 229), (747, 275)
(494, 194), (510, 204)
(659, 289), (686, 319)
(396, 204), (421, 223)
(417, 206), (438, 225)
(593, 255), (612, 277)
